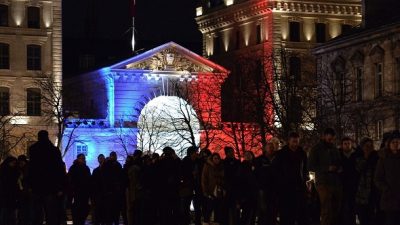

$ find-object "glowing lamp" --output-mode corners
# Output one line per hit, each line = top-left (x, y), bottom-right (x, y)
(309, 172), (315, 181)
(225, 0), (234, 6)
(196, 7), (203, 16)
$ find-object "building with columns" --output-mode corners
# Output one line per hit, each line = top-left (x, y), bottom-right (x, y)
(0, 0), (62, 158)
(63, 42), (233, 169)
(195, 0), (362, 138)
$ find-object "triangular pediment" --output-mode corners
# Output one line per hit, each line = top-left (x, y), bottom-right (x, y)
(110, 42), (228, 74)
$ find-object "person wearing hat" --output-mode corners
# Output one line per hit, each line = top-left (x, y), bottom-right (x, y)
(374, 133), (400, 225)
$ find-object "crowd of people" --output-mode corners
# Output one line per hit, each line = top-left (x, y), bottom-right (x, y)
(0, 128), (400, 225)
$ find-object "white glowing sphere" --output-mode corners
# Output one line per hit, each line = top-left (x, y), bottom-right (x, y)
(137, 96), (200, 158)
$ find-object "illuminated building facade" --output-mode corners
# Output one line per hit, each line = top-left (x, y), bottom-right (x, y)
(313, 0), (400, 142)
(195, 0), (362, 139)
(0, 0), (62, 156)
(63, 42), (229, 169)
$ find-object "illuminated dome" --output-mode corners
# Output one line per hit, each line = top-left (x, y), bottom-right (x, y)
(137, 96), (200, 157)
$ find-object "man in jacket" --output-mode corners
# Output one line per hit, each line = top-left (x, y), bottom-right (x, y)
(272, 132), (308, 225)
(308, 128), (342, 225)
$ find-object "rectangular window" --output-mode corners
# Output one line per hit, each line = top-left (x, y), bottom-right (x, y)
(236, 30), (240, 49)
(27, 45), (41, 70)
(76, 145), (88, 156)
(289, 21), (300, 42)
(0, 87), (9, 116)
(289, 57), (301, 81)
(256, 24), (262, 44)
(0, 43), (9, 69)
(27, 88), (41, 116)
(376, 120), (383, 140)
(315, 23), (326, 43)
(214, 35), (221, 55)
(356, 67), (363, 101)
(27, 7), (40, 28)
(0, 5), (8, 27)
(375, 63), (383, 97)
(396, 58), (400, 94)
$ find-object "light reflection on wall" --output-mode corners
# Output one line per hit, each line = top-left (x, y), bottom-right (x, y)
(12, 1), (25, 26)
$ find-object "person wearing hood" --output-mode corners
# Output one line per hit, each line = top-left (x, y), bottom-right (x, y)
(68, 153), (91, 225)
(0, 156), (19, 225)
(202, 152), (225, 225)
(374, 134), (400, 225)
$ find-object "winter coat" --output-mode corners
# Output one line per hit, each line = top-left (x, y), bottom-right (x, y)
(179, 156), (196, 197)
(68, 161), (91, 197)
(27, 139), (66, 195)
(272, 145), (308, 193)
(223, 157), (240, 196)
(374, 149), (400, 211)
(308, 140), (342, 187)
(355, 151), (379, 206)
(236, 160), (258, 203)
(201, 158), (224, 198)
(0, 159), (19, 207)
(340, 149), (358, 199)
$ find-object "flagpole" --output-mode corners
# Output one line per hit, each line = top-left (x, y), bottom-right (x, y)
(131, 0), (136, 51)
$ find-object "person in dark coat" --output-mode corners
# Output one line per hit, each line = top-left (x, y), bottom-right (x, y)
(192, 148), (211, 225)
(202, 152), (225, 225)
(102, 151), (124, 225)
(236, 151), (258, 225)
(223, 146), (240, 225)
(26, 130), (66, 225)
(158, 147), (181, 225)
(339, 137), (358, 225)
(374, 134), (400, 225)
(255, 141), (278, 225)
(16, 155), (31, 225)
(272, 132), (308, 225)
(91, 154), (106, 225)
(179, 146), (198, 225)
(308, 128), (342, 225)
(0, 156), (19, 225)
(355, 137), (379, 225)
(68, 153), (91, 225)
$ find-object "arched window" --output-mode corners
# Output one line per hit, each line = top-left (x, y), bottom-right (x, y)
(27, 88), (41, 116)
(27, 44), (41, 70)
(0, 43), (9, 69)
(27, 6), (40, 28)
(0, 87), (10, 115)
(0, 4), (8, 27)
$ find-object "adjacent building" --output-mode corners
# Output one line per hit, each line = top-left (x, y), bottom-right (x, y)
(195, 0), (362, 138)
(0, 0), (62, 157)
(313, 0), (400, 142)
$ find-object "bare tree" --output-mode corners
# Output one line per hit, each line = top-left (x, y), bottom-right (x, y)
(0, 114), (28, 161)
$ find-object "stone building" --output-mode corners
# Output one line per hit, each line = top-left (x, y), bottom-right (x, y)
(195, 0), (362, 138)
(313, 0), (400, 142)
(62, 42), (231, 170)
(0, 0), (62, 158)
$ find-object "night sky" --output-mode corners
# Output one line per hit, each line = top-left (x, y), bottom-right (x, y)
(62, 0), (202, 76)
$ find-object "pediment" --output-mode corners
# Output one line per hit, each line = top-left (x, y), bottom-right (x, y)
(110, 42), (228, 74)
(350, 50), (364, 65)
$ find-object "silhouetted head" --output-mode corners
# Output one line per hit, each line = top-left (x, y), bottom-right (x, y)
(109, 151), (117, 161)
(224, 146), (235, 159)
(38, 130), (49, 142)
